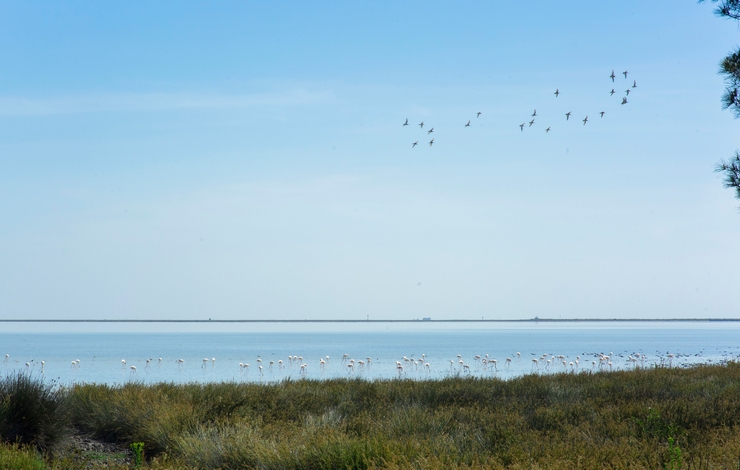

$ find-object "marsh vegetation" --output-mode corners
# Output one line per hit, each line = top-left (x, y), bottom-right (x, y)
(2, 364), (740, 468)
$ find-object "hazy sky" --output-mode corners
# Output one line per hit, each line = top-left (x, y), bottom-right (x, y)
(1, 1), (739, 321)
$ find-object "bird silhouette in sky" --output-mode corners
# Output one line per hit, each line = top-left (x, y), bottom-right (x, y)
(566, 112), (572, 120)
(632, 80), (637, 88)
(427, 127), (434, 134)
(529, 119), (535, 127)
(545, 127), (551, 133)
(412, 141), (418, 148)
(623, 70), (628, 78)
(476, 111), (482, 118)
(621, 97), (628, 105)
(532, 109), (537, 117)
(610, 89), (616, 96)
(403, 118), (408, 126)
(419, 122), (424, 129)
(554, 89), (559, 97)
(429, 138), (434, 147)
(625, 89), (630, 96)
(520, 123), (525, 131)
(610, 70), (616, 82)
(583, 116), (588, 125)
(600, 111), (605, 118)
(465, 120), (471, 127)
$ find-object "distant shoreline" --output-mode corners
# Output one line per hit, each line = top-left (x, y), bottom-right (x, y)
(0, 318), (739, 323)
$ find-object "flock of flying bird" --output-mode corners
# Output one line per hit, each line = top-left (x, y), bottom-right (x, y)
(402, 69), (638, 148)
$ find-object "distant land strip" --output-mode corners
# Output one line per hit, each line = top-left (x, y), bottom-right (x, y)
(0, 318), (739, 323)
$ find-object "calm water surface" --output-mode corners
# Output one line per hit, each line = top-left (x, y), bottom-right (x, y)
(1, 322), (738, 385)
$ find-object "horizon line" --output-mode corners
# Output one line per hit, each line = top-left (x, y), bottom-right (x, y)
(0, 318), (739, 323)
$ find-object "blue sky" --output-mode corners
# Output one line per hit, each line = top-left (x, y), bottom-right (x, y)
(1, 1), (739, 321)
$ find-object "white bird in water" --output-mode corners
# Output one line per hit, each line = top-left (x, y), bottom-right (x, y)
(565, 112), (571, 120)
(554, 89), (559, 97)
(412, 141), (418, 148)
(583, 116), (588, 125)
(429, 138), (434, 147)
(610, 70), (616, 82)
(403, 118), (409, 126)
(465, 120), (470, 127)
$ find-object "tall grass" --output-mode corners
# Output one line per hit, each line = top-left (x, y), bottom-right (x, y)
(5, 365), (740, 467)
(62, 363), (740, 469)
(0, 372), (67, 452)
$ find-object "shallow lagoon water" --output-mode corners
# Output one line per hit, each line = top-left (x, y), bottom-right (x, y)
(1, 322), (738, 385)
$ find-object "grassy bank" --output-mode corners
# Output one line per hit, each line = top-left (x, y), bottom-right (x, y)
(3, 364), (740, 468)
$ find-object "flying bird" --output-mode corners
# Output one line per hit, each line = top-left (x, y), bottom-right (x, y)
(554, 89), (559, 97)
(610, 89), (615, 96)
(565, 112), (572, 120)
(583, 116), (588, 125)
(476, 112), (482, 118)
(529, 119), (535, 127)
(623, 70), (628, 78)
(610, 70), (616, 82)
(412, 141), (418, 148)
(625, 89), (630, 96)
(465, 120), (471, 127)
(427, 127), (434, 134)
(419, 122), (424, 129)
(520, 123), (525, 131)
(632, 80), (637, 88)
(403, 118), (409, 126)
(600, 111), (605, 118)
(429, 138), (434, 147)
(532, 109), (537, 117)
(545, 127), (551, 133)
(621, 97), (628, 105)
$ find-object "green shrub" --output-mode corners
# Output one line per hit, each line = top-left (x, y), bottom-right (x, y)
(0, 372), (67, 452)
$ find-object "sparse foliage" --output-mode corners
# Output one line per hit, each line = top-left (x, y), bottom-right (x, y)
(701, 0), (740, 203)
